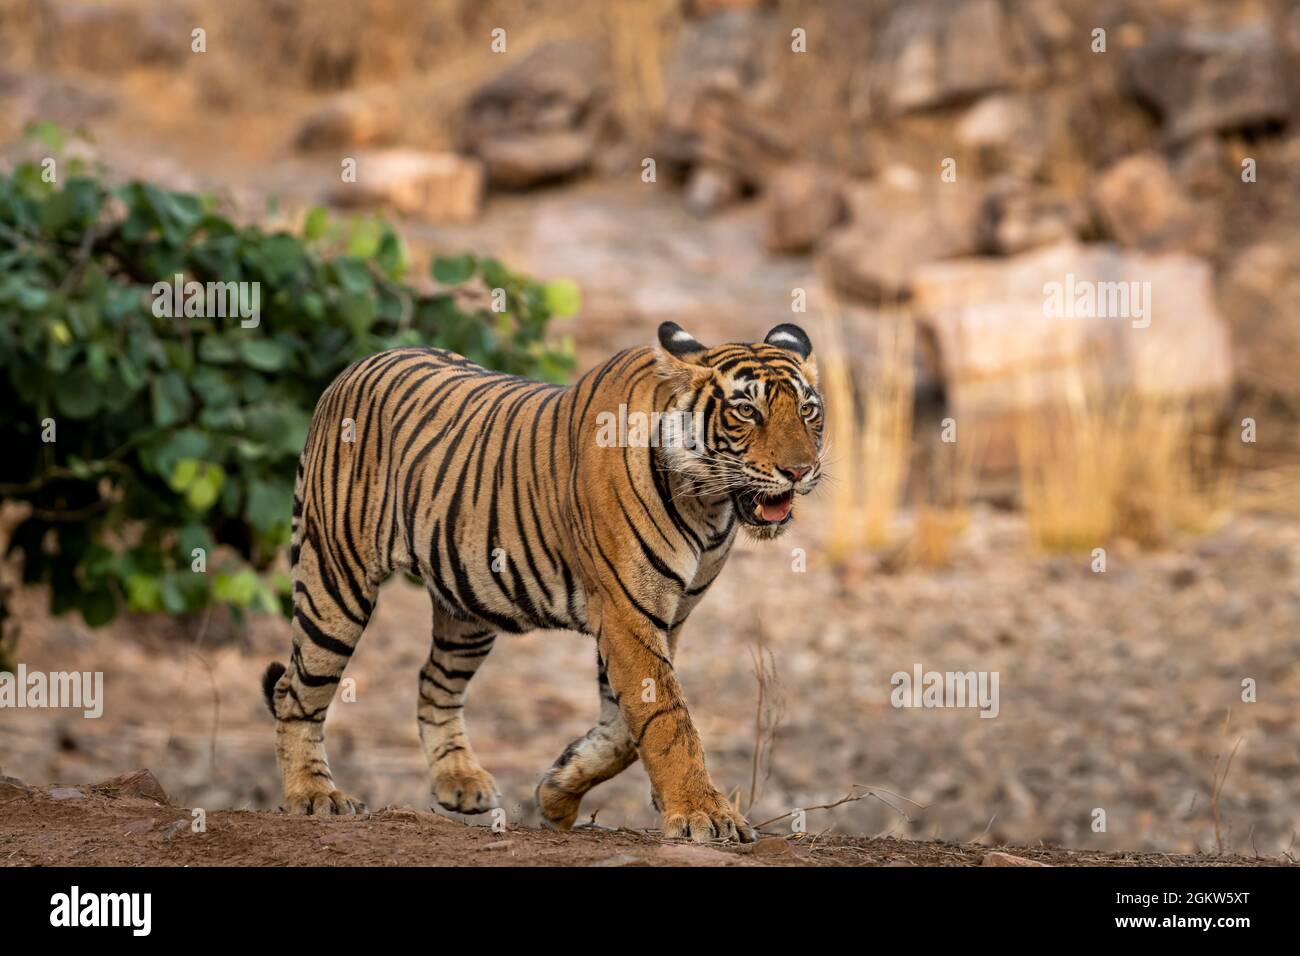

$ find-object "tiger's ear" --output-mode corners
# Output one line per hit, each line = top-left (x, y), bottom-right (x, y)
(657, 322), (708, 362)
(763, 322), (817, 385)
(655, 321), (713, 391)
(763, 323), (812, 359)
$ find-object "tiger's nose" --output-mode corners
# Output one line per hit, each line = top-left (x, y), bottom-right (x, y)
(778, 465), (811, 483)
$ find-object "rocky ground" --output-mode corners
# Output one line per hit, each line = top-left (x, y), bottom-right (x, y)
(3, 500), (1299, 861)
(0, 771), (1282, 866)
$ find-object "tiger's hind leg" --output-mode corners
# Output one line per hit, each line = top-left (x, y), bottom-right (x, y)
(418, 613), (501, 815)
(263, 533), (377, 816)
(536, 652), (638, 830)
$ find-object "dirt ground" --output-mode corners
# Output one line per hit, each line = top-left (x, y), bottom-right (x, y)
(3, 501), (1300, 863)
(0, 779), (1282, 867)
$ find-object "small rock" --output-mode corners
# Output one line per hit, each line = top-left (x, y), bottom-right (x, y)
(95, 769), (170, 806)
(751, 836), (795, 857)
(978, 179), (1086, 255)
(331, 149), (484, 223)
(1173, 135), (1227, 196)
(0, 776), (33, 802)
(295, 93), (392, 151)
(684, 164), (743, 216)
(956, 94), (1045, 178)
(655, 843), (746, 866)
(475, 131), (595, 191)
(49, 787), (84, 800)
(981, 851), (1048, 867)
(822, 183), (980, 302)
(682, 0), (763, 16)
(1091, 152), (1210, 254)
(762, 162), (846, 254)
(159, 819), (189, 840)
(481, 840), (514, 851)
(380, 806), (459, 826)
(590, 853), (649, 867)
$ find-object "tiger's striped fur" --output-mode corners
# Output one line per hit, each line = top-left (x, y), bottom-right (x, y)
(262, 321), (823, 842)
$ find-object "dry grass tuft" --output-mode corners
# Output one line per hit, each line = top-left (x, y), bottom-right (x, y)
(819, 306), (916, 561)
(1015, 365), (1233, 551)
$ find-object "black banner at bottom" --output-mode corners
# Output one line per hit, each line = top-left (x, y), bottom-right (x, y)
(0, 863), (1286, 941)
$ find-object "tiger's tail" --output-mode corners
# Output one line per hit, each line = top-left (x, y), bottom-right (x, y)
(261, 661), (286, 717)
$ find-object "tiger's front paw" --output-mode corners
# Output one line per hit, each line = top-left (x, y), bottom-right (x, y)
(432, 763), (500, 815)
(661, 788), (756, 844)
(284, 785), (367, 816)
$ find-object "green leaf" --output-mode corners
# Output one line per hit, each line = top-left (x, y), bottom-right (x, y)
(433, 253), (476, 286)
(185, 463), (225, 512)
(198, 335), (241, 364)
(347, 218), (383, 259)
(54, 369), (101, 418)
(151, 430), (212, 479)
(338, 292), (375, 338)
(159, 574), (187, 614)
(303, 206), (329, 241)
(239, 338), (290, 371)
(151, 371), (192, 427)
(375, 229), (406, 279)
(126, 573), (163, 613)
(542, 278), (582, 318)
(78, 587), (117, 627)
(247, 479), (292, 533)
(24, 119), (66, 152)
(259, 234), (307, 283)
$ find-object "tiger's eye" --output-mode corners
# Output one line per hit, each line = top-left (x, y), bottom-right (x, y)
(733, 401), (755, 417)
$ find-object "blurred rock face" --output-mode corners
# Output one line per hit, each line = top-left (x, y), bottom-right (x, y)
(0, 0), (1296, 442)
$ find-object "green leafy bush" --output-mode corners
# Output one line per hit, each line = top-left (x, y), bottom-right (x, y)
(0, 149), (575, 631)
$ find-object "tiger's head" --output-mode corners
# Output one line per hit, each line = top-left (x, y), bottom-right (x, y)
(654, 321), (824, 540)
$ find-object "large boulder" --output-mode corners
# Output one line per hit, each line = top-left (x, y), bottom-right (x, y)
(912, 241), (1233, 420)
(821, 180), (982, 302)
(460, 41), (610, 188)
(864, 0), (1052, 117)
(1125, 22), (1291, 142)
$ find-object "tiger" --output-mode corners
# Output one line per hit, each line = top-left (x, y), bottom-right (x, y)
(261, 320), (824, 843)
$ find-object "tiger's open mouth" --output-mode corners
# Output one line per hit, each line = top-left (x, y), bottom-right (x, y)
(733, 488), (795, 526)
